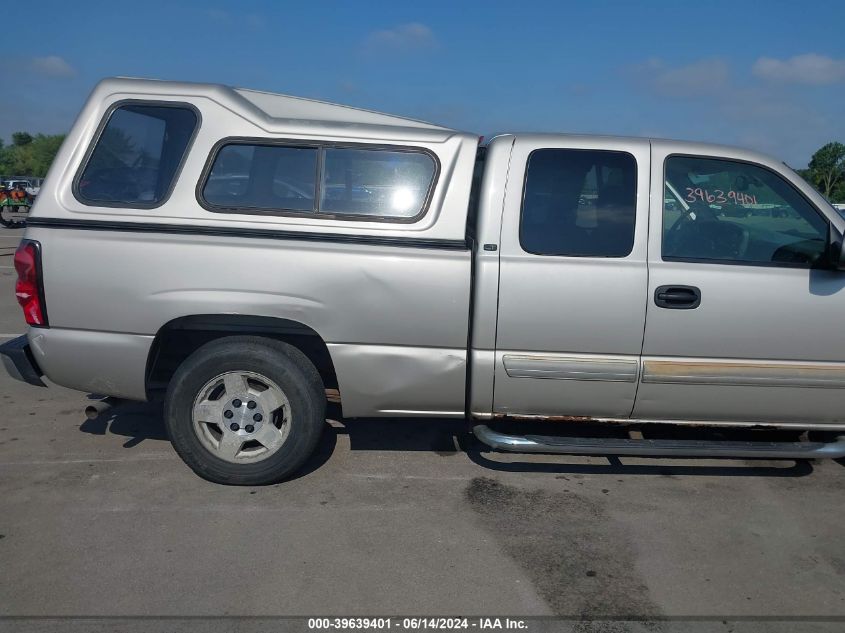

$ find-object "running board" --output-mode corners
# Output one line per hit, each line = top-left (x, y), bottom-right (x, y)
(472, 424), (845, 459)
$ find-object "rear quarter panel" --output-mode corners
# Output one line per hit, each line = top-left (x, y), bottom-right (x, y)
(28, 227), (471, 415)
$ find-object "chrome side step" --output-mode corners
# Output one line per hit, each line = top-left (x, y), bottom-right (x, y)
(472, 424), (845, 459)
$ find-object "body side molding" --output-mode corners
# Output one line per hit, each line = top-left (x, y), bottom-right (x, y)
(642, 358), (845, 389)
(26, 217), (469, 251)
(502, 353), (638, 382)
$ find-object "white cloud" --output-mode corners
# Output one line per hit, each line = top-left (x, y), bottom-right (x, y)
(0, 55), (77, 81)
(364, 23), (437, 53)
(631, 57), (730, 97)
(28, 56), (76, 78)
(205, 8), (264, 29)
(244, 14), (264, 29)
(338, 80), (358, 94)
(752, 53), (845, 85)
(205, 8), (228, 21)
(624, 55), (845, 165)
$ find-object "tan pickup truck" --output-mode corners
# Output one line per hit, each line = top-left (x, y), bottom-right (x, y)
(4, 77), (845, 485)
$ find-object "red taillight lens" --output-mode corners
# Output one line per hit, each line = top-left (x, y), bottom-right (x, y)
(14, 240), (48, 327)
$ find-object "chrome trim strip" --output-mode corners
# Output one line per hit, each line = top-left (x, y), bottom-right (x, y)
(25, 217), (469, 251)
(503, 354), (638, 382)
(378, 409), (464, 417)
(642, 359), (845, 389)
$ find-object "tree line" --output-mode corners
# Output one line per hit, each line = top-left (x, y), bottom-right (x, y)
(797, 142), (845, 203)
(1, 130), (844, 203)
(0, 132), (67, 178)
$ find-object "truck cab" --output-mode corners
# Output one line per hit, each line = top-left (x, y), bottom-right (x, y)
(473, 134), (845, 429)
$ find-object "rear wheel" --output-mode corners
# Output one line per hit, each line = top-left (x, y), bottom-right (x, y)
(164, 336), (325, 485)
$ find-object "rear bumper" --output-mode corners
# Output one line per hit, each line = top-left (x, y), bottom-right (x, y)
(0, 335), (46, 387)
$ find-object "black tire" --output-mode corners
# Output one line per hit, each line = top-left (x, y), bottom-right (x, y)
(164, 336), (325, 485)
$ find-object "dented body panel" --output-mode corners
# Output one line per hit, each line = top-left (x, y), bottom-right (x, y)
(23, 224), (472, 415)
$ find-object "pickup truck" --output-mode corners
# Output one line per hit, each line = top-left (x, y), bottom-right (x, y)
(4, 77), (845, 485)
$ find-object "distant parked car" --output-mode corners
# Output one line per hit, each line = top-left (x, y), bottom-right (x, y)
(4, 180), (39, 197)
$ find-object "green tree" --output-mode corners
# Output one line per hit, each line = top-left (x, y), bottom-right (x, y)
(11, 132), (33, 147)
(807, 142), (845, 200)
(0, 133), (67, 177)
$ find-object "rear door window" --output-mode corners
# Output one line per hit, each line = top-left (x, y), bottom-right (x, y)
(520, 149), (637, 257)
(76, 103), (198, 207)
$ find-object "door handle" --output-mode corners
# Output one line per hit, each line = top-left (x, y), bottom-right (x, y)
(654, 285), (701, 309)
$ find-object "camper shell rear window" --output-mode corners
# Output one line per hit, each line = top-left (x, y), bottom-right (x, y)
(74, 101), (199, 208)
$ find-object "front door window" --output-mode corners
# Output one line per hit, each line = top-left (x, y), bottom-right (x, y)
(663, 156), (828, 267)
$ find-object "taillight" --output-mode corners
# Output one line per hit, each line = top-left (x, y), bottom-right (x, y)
(14, 240), (48, 327)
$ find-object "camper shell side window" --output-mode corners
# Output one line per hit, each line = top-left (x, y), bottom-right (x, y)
(198, 139), (439, 223)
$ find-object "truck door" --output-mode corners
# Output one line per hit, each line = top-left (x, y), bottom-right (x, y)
(635, 143), (845, 424)
(492, 137), (650, 418)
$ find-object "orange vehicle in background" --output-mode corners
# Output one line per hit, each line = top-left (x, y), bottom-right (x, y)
(0, 182), (30, 228)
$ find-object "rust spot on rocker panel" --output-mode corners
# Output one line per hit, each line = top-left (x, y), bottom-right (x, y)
(491, 414), (798, 430)
(494, 413), (604, 423)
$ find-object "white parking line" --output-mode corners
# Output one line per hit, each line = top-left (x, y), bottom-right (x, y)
(0, 455), (176, 466)
(348, 473), (470, 481)
(0, 333), (23, 339)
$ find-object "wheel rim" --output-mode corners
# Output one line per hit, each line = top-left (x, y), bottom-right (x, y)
(191, 371), (292, 464)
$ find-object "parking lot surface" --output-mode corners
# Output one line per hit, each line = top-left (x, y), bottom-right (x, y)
(2, 227), (845, 630)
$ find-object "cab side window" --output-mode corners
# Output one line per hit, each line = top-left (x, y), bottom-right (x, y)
(663, 156), (829, 267)
(521, 149), (637, 257)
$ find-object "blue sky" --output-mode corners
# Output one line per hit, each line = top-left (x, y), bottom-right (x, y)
(3, 0), (844, 166)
